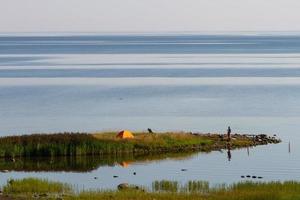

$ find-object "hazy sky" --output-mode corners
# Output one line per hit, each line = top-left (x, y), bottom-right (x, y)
(1, 0), (300, 33)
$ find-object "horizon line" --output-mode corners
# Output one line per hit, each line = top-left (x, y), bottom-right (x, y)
(1, 31), (300, 37)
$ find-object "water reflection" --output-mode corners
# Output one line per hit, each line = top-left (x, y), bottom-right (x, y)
(227, 143), (232, 161)
(0, 152), (197, 172)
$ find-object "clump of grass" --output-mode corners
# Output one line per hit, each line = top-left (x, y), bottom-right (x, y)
(2, 178), (72, 195)
(223, 181), (300, 200)
(186, 180), (210, 193)
(152, 180), (179, 192)
(152, 180), (210, 193)
(0, 132), (139, 158)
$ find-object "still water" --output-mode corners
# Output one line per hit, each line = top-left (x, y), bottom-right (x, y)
(0, 34), (300, 190)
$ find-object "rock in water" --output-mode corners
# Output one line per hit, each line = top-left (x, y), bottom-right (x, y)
(118, 183), (129, 190)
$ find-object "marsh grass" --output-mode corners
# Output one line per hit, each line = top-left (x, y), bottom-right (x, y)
(152, 180), (210, 193)
(152, 180), (179, 192)
(2, 178), (72, 195)
(3, 178), (300, 200)
(0, 132), (214, 158)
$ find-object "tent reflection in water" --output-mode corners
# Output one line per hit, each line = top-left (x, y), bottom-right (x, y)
(116, 130), (134, 139)
(120, 161), (130, 168)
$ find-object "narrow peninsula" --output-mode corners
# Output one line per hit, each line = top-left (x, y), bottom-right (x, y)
(0, 131), (281, 158)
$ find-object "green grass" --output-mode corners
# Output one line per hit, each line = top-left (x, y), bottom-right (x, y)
(0, 132), (259, 158)
(2, 178), (72, 195)
(3, 178), (300, 200)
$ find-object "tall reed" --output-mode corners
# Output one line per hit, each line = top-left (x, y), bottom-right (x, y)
(0, 132), (212, 158)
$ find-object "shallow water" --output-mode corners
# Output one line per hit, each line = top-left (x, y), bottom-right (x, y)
(0, 34), (300, 190)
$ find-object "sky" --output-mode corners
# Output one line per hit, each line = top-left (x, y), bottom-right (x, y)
(1, 0), (300, 33)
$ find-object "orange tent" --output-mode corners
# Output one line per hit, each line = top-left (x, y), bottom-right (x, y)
(116, 130), (134, 139)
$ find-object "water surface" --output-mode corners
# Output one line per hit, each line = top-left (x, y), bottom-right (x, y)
(0, 35), (300, 190)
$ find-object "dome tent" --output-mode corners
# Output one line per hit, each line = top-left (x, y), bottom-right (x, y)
(116, 130), (134, 139)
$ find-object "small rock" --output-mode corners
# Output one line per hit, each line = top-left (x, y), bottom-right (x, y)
(118, 183), (129, 190)
(117, 183), (142, 191)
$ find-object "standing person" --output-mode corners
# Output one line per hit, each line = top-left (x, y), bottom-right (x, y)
(227, 126), (231, 141)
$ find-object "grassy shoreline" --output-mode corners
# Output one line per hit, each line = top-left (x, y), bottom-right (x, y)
(0, 132), (280, 158)
(1, 178), (300, 200)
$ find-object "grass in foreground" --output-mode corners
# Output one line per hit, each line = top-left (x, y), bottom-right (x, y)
(0, 132), (263, 158)
(2, 178), (72, 195)
(2, 178), (300, 200)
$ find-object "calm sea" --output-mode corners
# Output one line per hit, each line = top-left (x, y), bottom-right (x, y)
(0, 34), (300, 190)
